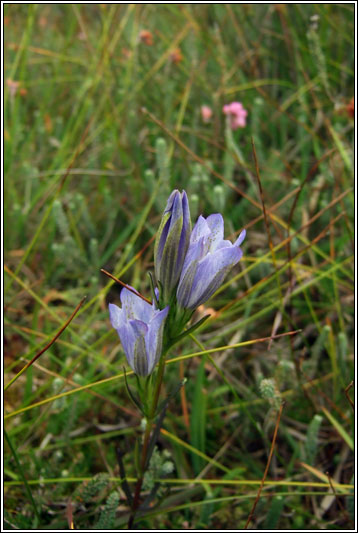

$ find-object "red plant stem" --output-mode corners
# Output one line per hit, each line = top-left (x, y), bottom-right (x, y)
(4, 294), (86, 391)
(100, 269), (152, 305)
(244, 402), (284, 529)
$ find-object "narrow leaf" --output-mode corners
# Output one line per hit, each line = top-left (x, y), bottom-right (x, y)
(123, 368), (144, 414)
(170, 315), (210, 346)
(322, 407), (353, 450)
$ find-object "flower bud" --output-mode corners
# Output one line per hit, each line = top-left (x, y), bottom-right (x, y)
(154, 190), (191, 303)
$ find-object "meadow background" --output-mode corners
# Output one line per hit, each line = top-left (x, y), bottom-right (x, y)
(4, 3), (355, 530)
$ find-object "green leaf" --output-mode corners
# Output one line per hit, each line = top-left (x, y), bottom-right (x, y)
(305, 414), (323, 465)
(123, 367), (145, 415)
(264, 496), (285, 529)
(170, 315), (210, 346)
(322, 408), (353, 451)
(190, 357), (207, 475)
(94, 491), (120, 530)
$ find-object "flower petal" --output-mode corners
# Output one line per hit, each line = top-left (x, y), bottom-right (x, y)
(184, 246), (242, 309)
(130, 320), (149, 376)
(168, 190), (183, 229)
(115, 322), (136, 370)
(158, 216), (184, 292)
(155, 216), (170, 266)
(145, 306), (169, 374)
(234, 229), (246, 247)
(177, 191), (191, 268)
(191, 215), (211, 243)
(180, 236), (205, 279)
(154, 191), (179, 269)
(154, 190), (191, 299)
(120, 287), (154, 322)
(229, 102), (244, 113)
(215, 239), (232, 250)
(205, 214), (225, 251)
(177, 253), (201, 309)
(109, 303), (124, 329)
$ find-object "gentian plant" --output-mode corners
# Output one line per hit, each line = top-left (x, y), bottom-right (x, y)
(108, 189), (246, 527)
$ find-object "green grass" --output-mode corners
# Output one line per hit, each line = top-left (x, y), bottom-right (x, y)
(4, 3), (354, 530)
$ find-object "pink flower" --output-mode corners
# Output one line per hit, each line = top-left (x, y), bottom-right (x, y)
(223, 101), (247, 129)
(201, 105), (212, 123)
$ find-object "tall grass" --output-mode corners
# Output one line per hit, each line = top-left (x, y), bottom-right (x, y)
(4, 4), (354, 530)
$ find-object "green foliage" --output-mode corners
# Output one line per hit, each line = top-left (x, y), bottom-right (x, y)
(150, 137), (171, 212)
(263, 496), (285, 530)
(337, 331), (350, 385)
(143, 446), (174, 493)
(187, 162), (215, 218)
(197, 484), (215, 529)
(306, 14), (331, 98)
(300, 324), (332, 381)
(4, 509), (33, 530)
(94, 491), (120, 530)
(305, 414), (323, 466)
(4, 3), (354, 530)
(346, 476), (355, 523)
(190, 357), (207, 475)
(259, 378), (282, 411)
(74, 473), (110, 503)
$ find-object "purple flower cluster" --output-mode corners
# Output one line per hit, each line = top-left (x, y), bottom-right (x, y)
(109, 190), (246, 376)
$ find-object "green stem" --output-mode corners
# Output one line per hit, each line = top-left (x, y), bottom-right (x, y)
(5, 429), (41, 526)
(148, 354), (167, 420)
(127, 351), (168, 528)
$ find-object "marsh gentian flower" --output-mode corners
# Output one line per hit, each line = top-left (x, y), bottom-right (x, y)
(223, 101), (248, 129)
(177, 214), (246, 310)
(109, 288), (169, 377)
(154, 190), (191, 303)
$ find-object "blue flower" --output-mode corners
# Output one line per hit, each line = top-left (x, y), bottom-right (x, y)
(109, 288), (169, 377)
(176, 214), (246, 310)
(154, 190), (191, 303)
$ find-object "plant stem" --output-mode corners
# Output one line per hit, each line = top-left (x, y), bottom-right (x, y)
(127, 354), (167, 529)
(5, 429), (41, 526)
